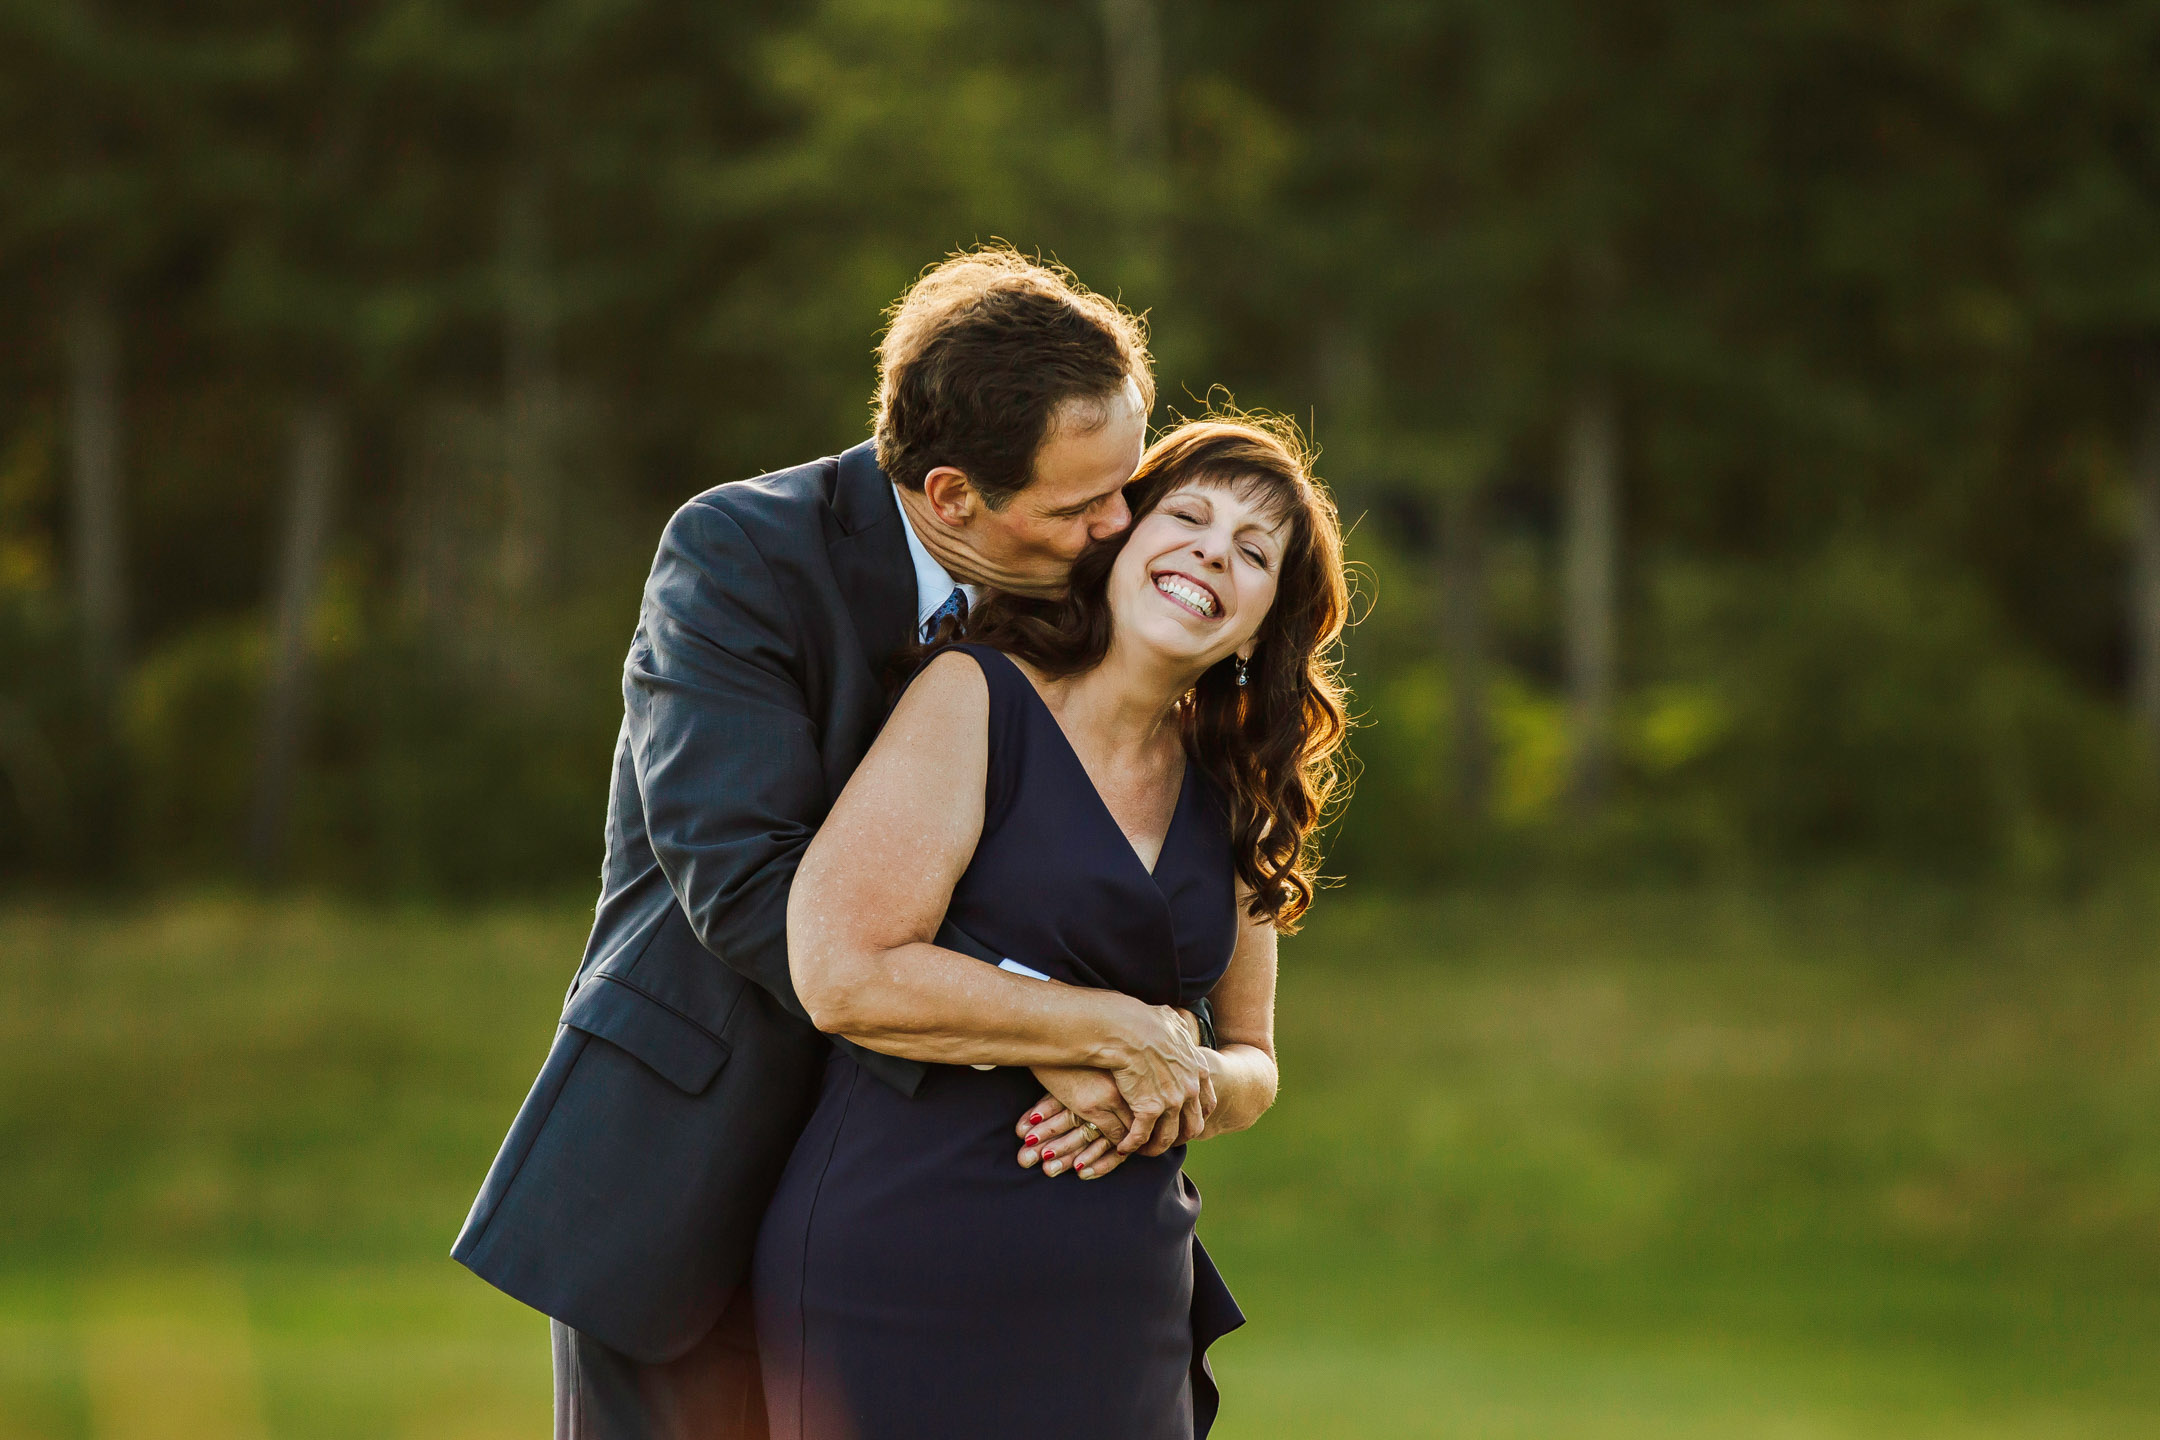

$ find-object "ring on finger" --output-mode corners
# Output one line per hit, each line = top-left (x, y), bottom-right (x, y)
(1078, 1118), (1103, 1142)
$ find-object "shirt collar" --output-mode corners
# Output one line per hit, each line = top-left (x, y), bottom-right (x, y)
(893, 484), (978, 630)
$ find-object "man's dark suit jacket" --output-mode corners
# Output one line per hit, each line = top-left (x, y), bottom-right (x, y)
(453, 440), (934, 1364)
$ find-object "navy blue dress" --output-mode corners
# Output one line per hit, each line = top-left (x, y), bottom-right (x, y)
(752, 644), (1245, 1440)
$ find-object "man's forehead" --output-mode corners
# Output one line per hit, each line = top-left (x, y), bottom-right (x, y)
(1058, 381), (1143, 445)
(1031, 398), (1143, 500)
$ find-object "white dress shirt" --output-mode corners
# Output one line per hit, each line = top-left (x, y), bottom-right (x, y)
(893, 485), (978, 637)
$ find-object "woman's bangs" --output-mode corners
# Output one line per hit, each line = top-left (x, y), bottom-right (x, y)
(1161, 464), (1307, 540)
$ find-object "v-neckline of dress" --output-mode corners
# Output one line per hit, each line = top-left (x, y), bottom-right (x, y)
(995, 650), (1190, 882)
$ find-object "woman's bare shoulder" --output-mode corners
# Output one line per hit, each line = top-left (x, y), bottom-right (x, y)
(885, 648), (991, 737)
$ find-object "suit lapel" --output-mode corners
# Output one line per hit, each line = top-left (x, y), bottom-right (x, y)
(829, 440), (918, 673)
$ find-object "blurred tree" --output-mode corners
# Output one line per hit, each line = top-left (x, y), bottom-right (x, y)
(1561, 377), (1618, 808)
(1434, 477), (1494, 818)
(1988, 3), (2160, 750)
(205, 1), (387, 878)
(679, 0), (1125, 449)
(0, 2), (168, 697)
(1101, 0), (1168, 291)
(2136, 388), (2160, 746)
(497, 164), (557, 605)
(2, 0), (2156, 891)
(0, 0), (281, 872)
(63, 289), (127, 693)
(1207, 0), (1668, 825)
(249, 401), (340, 878)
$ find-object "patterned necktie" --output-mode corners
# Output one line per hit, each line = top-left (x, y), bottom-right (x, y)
(923, 586), (969, 643)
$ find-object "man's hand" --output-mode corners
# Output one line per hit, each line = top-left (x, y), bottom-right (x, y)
(1014, 1048), (1219, 1180)
(1095, 1001), (1211, 1157)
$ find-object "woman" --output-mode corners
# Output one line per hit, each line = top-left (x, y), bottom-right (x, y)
(754, 416), (1350, 1440)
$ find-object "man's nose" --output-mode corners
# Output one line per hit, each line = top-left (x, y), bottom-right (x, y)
(1089, 490), (1132, 540)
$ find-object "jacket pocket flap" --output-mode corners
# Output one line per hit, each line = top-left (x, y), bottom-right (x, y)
(562, 977), (731, 1095)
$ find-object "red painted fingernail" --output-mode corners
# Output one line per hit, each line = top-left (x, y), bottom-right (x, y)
(1042, 1149), (1055, 1160)
(1030, 1112), (1043, 1124)
(1024, 1134), (1039, 1146)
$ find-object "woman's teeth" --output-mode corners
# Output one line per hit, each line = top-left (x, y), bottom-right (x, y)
(1154, 574), (1218, 616)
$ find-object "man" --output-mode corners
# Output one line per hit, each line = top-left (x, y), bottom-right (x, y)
(453, 247), (1152, 1438)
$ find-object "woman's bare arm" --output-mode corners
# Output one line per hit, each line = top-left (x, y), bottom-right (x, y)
(1191, 897), (1279, 1140)
(788, 652), (1206, 1145)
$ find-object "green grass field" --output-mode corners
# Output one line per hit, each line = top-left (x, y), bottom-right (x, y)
(3, 885), (2158, 1438)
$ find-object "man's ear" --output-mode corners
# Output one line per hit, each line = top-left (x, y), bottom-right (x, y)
(920, 466), (980, 527)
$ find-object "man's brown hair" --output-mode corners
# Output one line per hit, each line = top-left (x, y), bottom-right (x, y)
(874, 246), (1154, 507)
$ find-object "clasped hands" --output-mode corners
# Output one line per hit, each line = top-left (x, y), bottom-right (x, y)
(1014, 1003), (1216, 1181)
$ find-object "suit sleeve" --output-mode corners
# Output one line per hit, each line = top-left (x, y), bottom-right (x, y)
(625, 498), (825, 1019)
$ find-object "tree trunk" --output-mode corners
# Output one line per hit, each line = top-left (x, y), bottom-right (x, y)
(1441, 481), (1491, 818)
(1101, 0), (1166, 166)
(2132, 372), (2160, 749)
(1563, 382), (1619, 811)
(249, 402), (341, 881)
(65, 289), (128, 693)
(499, 168), (558, 606)
(1100, 0), (1167, 285)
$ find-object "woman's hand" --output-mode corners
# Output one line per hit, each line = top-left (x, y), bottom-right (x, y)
(1014, 1068), (1129, 1178)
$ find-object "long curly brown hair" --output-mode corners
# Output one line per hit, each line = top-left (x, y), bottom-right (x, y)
(958, 414), (1353, 931)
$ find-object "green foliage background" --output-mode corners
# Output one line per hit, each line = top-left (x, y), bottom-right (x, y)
(5, 0), (2160, 888)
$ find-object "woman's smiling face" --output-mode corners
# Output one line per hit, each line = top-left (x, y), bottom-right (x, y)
(1108, 478), (1287, 673)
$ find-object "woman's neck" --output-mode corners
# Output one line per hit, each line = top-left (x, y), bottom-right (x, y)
(1041, 638), (1200, 761)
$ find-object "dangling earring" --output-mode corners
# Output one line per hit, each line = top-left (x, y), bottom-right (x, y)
(1233, 655), (1250, 687)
